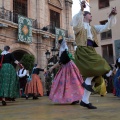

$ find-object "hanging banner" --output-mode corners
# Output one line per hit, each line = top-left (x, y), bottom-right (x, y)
(18, 15), (32, 43)
(55, 27), (66, 48)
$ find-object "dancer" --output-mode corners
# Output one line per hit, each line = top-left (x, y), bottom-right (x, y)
(71, 1), (117, 109)
(25, 64), (44, 99)
(48, 36), (84, 104)
(113, 58), (120, 97)
(17, 63), (28, 97)
(0, 46), (19, 106)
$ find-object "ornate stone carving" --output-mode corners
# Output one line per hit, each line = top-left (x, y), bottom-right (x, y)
(48, 0), (62, 8)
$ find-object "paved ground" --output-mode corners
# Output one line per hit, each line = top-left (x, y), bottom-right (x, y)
(0, 94), (120, 120)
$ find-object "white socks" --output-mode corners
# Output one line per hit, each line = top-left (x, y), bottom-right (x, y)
(106, 70), (113, 77)
(82, 77), (94, 104)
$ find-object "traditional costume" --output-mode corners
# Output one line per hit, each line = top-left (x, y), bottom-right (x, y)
(113, 58), (120, 97)
(0, 46), (19, 105)
(17, 67), (28, 97)
(25, 67), (44, 99)
(49, 37), (84, 104)
(71, 10), (116, 109)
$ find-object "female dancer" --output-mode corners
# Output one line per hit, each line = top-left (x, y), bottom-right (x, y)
(48, 36), (84, 104)
(0, 46), (19, 106)
(25, 64), (44, 99)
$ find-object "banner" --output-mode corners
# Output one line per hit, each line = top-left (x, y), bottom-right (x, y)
(18, 15), (32, 43)
(55, 27), (66, 48)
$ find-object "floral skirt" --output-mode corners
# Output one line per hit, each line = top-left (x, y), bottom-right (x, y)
(49, 61), (84, 103)
(25, 74), (43, 96)
(0, 63), (19, 98)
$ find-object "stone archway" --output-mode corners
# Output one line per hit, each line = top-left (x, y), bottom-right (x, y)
(12, 50), (30, 68)
(12, 50), (28, 61)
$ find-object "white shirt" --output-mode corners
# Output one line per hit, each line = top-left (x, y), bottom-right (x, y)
(17, 68), (27, 78)
(71, 10), (117, 41)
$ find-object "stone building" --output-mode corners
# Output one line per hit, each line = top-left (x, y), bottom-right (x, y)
(90, 0), (120, 64)
(0, 0), (74, 93)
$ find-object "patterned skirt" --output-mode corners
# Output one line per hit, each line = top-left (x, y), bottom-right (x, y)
(25, 74), (43, 96)
(49, 61), (84, 103)
(0, 63), (19, 98)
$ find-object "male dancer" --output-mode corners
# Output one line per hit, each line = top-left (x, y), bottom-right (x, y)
(71, 1), (117, 109)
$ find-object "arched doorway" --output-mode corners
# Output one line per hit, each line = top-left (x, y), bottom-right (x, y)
(12, 50), (29, 67)
(13, 50), (29, 61)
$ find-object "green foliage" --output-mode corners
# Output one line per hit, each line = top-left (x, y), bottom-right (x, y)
(0, 49), (2, 54)
(45, 72), (53, 92)
(45, 67), (59, 93)
(20, 54), (35, 73)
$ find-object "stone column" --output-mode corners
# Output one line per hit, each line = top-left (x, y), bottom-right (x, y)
(65, 0), (73, 37)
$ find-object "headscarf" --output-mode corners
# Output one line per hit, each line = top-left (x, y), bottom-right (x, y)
(59, 39), (68, 57)
(1, 46), (10, 55)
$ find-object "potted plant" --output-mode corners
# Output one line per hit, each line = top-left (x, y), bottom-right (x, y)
(20, 54), (35, 73)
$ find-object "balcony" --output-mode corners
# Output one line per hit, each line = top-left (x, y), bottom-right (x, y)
(44, 25), (68, 38)
(0, 7), (37, 29)
(0, 7), (68, 38)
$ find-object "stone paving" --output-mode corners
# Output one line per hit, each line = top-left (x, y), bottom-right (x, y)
(0, 94), (120, 120)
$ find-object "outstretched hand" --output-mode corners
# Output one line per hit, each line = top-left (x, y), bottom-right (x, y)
(109, 7), (117, 17)
(48, 67), (53, 73)
(81, 0), (86, 11)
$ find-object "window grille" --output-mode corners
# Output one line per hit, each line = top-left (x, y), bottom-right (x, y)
(50, 10), (60, 34)
(13, 0), (27, 17)
(100, 20), (112, 40)
(99, 0), (109, 9)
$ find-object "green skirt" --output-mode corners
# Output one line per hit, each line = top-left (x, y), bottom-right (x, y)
(75, 46), (111, 77)
(75, 46), (110, 95)
(0, 63), (19, 98)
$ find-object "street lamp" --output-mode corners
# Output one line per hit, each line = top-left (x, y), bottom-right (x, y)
(45, 50), (51, 60)
(51, 47), (58, 56)
(44, 48), (58, 96)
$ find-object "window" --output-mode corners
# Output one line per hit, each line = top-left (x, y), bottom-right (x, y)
(102, 44), (114, 64)
(99, 0), (109, 9)
(13, 0), (27, 16)
(100, 20), (112, 40)
(50, 10), (60, 34)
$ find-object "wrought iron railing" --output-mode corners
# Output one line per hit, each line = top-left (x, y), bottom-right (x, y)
(0, 7), (37, 29)
(0, 7), (69, 37)
(46, 25), (68, 38)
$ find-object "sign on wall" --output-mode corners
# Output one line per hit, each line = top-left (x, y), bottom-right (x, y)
(18, 15), (32, 43)
(55, 27), (66, 48)
(114, 40), (120, 60)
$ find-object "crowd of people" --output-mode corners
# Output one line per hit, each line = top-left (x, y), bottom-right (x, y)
(0, 1), (118, 110)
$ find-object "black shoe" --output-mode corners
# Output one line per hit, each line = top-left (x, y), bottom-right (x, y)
(82, 82), (94, 92)
(11, 98), (15, 101)
(2, 101), (6, 106)
(33, 96), (39, 100)
(80, 100), (91, 107)
(80, 101), (97, 109)
(26, 96), (29, 100)
(71, 100), (79, 105)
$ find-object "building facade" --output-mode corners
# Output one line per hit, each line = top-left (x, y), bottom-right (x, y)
(0, 0), (74, 92)
(90, 0), (120, 64)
